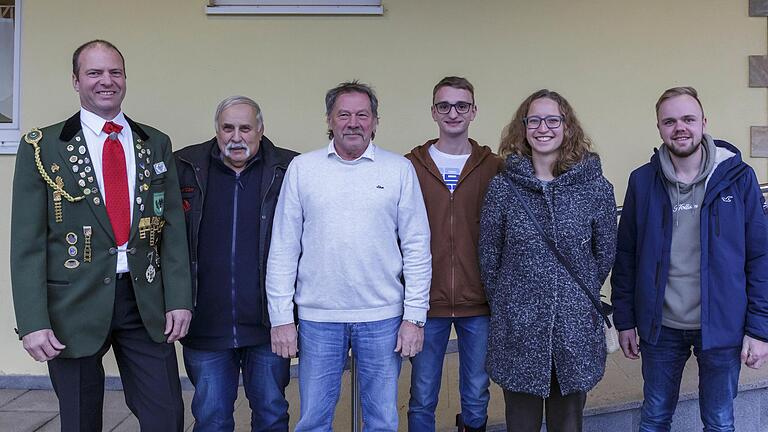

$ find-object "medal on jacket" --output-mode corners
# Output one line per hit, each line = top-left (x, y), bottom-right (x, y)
(53, 176), (64, 223)
(149, 218), (158, 247)
(83, 226), (92, 263)
(63, 231), (79, 269)
(138, 217), (151, 240)
(149, 216), (165, 248)
(145, 251), (156, 283)
(149, 224), (163, 271)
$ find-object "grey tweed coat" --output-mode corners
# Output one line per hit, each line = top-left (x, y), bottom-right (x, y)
(478, 153), (617, 398)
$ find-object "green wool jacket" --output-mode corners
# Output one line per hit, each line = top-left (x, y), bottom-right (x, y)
(10, 112), (193, 358)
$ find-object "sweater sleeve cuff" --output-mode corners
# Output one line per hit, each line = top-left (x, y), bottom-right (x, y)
(403, 306), (427, 323)
(270, 311), (296, 327)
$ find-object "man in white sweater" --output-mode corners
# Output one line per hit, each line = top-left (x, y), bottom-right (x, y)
(267, 81), (432, 431)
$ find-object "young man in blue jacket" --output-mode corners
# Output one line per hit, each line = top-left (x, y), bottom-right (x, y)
(611, 86), (768, 431)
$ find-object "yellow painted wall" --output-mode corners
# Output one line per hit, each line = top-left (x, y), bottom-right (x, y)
(1, 0), (766, 376)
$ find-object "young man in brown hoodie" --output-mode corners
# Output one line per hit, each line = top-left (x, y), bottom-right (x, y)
(405, 77), (503, 432)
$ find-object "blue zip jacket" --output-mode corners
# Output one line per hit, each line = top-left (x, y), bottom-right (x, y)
(174, 137), (298, 349)
(611, 140), (768, 349)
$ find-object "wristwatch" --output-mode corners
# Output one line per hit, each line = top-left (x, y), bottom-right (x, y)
(404, 319), (426, 328)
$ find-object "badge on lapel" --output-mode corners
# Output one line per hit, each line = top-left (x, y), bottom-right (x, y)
(153, 161), (167, 175)
(153, 192), (164, 216)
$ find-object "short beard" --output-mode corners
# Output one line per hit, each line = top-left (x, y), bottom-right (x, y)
(665, 139), (701, 158)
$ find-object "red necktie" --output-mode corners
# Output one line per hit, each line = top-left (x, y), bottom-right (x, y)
(102, 121), (130, 246)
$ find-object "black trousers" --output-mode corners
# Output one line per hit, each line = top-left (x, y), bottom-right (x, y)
(47, 276), (184, 432)
(503, 370), (587, 432)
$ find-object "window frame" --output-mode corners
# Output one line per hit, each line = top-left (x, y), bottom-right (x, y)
(206, 0), (383, 15)
(0, 0), (22, 153)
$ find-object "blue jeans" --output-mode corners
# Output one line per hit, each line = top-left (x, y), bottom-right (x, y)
(639, 326), (741, 432)
(408, 316), (490, 431)
(295, 316), (402, 432)
(183, 344), (291, 432)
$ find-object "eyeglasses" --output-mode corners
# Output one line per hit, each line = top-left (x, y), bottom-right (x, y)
(523, 115), (563, 130)
(434, 101), (474, 115)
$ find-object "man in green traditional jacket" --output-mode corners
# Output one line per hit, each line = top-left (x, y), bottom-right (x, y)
(10, 39), (192, 432)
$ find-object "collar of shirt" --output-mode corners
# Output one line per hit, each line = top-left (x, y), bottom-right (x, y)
(326, 140), (376, 164)
(80, 108), (130, 140)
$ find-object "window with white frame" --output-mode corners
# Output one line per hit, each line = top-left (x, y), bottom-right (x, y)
(0, 0), (21, 153)
(206, 0), (383, 15)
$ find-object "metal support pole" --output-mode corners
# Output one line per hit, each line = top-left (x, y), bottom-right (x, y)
(350, 351), (362, 432)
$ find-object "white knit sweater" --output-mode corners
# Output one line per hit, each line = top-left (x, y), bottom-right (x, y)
(266, 142), (432, 325)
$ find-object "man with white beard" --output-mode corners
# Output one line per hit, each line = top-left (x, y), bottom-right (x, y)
(174, 96), (298, 431)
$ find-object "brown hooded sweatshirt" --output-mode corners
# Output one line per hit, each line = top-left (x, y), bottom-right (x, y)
(406, 139), (504, 317)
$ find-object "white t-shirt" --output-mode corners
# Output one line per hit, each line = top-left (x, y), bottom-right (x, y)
(428, 144), (470, 193)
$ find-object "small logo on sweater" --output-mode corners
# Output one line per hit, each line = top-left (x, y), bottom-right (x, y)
(721, 195), (733, 203)
(376, 185), (384, 189)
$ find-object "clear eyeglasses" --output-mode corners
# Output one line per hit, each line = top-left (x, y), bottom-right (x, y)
(523, 115), (564, 130)
(434, 101), (474, 115)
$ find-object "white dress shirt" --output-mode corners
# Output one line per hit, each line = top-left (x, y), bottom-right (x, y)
(80, 108), (136, 274)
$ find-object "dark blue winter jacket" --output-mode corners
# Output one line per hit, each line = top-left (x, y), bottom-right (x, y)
(611, 140), (768, 349)
(174, 137), (298, 349)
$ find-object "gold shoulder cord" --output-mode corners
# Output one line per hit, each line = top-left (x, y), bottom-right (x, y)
(24, 128), (85, 203)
